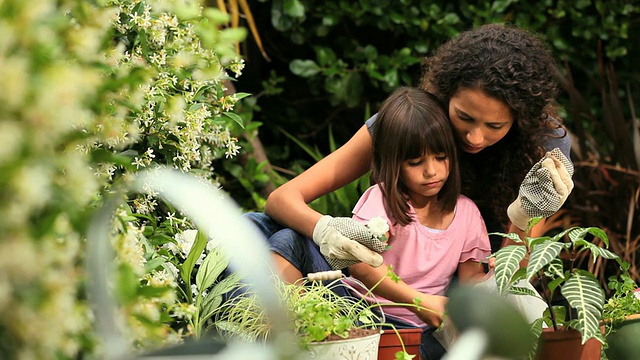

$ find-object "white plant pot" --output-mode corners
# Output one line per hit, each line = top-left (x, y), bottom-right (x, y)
(305, 332), (381, 360)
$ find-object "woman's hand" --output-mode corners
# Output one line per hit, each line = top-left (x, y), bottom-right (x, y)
(507, 148), (574, 230)
(312, 216), (385, 269)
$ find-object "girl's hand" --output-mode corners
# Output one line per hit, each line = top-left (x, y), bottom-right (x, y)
(413, 294), (448, 328)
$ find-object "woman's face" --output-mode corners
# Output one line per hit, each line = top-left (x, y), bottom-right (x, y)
(448, 88), (514, 154)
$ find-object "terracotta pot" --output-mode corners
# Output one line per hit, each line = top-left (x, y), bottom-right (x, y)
(535, 328), (602, 360)
(605, 314), (640, 360)
(377, 328), (422, 360)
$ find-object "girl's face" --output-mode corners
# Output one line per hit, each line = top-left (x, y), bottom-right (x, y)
(400, 152), (449, 204)
(448, 88), (514, 154)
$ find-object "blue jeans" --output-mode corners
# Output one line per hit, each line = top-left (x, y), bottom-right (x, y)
(244, 212), (332, 276)
(243, 212), (446, 360)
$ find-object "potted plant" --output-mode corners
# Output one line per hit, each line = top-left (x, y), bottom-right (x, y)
(601, 261), (640, 360)
(214, 267), (423, 360)
(491, 217), (620, 360)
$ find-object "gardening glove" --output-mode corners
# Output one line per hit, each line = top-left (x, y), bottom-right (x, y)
(312, 215), (386, 270)
(507, 148), (574, 230)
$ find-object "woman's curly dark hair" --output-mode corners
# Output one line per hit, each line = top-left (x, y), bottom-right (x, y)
(420, 23), (566, 229)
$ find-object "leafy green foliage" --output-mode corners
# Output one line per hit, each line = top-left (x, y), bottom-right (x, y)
(491, 218), (622, 345)
(215, 268), (425, 359)
(603, 262), (640, 333)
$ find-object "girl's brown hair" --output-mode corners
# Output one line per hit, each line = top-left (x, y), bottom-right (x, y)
(371, 87), (460, 226)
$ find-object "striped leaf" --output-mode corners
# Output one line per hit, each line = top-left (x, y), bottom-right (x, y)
(574, 240), (620, 263)
(490, 231), (524, 243)
(526, 241), (566, 282)
(544, 257), (565, 279)
(568, 228), (589, 243)
(528, 318), (545, 360)
(568, 227), (610, 247)
(561, 270), (605, 345)
(494, 245), (527, 294)
(509, 285), (539, 297)
(550, 226), (578, 242)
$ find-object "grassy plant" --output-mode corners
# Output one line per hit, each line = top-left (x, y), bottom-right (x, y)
(215, 267), (430, 360)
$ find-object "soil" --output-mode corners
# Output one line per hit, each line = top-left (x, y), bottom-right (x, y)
(321, 328), (380, 342)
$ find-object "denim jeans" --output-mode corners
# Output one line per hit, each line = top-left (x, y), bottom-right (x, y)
(244, 212), (332, 276)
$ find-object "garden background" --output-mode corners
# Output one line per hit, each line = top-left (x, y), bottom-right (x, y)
(0, 0), (638, 358)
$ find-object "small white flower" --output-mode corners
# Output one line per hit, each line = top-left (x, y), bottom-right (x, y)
(366, 217), (389, 241)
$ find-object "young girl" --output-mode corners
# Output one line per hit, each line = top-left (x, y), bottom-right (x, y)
(342, 87), (491, 360)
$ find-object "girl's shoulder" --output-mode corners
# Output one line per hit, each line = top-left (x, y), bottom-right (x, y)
(454, 195), (483, 218)
(353, 185), (386, 216)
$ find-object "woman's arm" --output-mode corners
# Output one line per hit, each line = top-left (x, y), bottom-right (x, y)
(265, 125), (374, 237)
(502, 218), (547, 247)
(348, 262), (447, 328)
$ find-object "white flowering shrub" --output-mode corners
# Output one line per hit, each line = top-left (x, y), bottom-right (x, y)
(0, 0), (251, 358)
(0, 1), (115, 358)
(92, 0), (251, 353)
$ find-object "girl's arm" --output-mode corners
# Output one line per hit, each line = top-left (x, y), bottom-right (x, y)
(457, 260), (487, 283)
(265, 125), (374, 237)
(348, 262), (447, 328)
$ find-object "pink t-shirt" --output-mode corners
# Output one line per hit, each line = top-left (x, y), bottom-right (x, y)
(343, 185), (491, 326)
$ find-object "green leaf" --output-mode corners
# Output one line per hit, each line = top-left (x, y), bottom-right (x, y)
(509, 285), (539, 297)
(195, 247), (229, 291)
(279, 127), (323, 161)
(284, 0), (305, 17)
(180, 230), (209, 290)
(546, 275), (565, 297)
(561, 270), (605, 344)
(587, 227), (609, 247)
(489, 231), (523, 243)
(526, 216), (543, 231)
(568, 228), (589, 243)
(544, 306), (567, 329)
(222, 112), (244, 128)
(235, 92), (251, 100)
(526, 241), (566, 282)
(115, 263), (139, 305)
(549, 227), (578, 242)
(575, 240), (620, 263)
(494, 245), (527, 294)
(144, 256), (167, 272)
(219, 27), (247, 43)
(289, 59), (321, 77)
(544, 257), (565, 279)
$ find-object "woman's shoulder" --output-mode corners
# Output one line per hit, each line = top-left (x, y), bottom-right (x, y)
(365, 113), (378, 136)
(542, 125), (572, 162)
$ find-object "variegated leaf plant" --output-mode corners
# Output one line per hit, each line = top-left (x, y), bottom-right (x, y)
(491, 217), (621, 346)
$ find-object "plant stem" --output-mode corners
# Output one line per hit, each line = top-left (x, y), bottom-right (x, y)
(538, 270), (559, 331)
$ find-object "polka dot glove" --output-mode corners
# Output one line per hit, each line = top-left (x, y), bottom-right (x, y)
(312, 215), (386, 270)
(507, 148), (574, 230)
